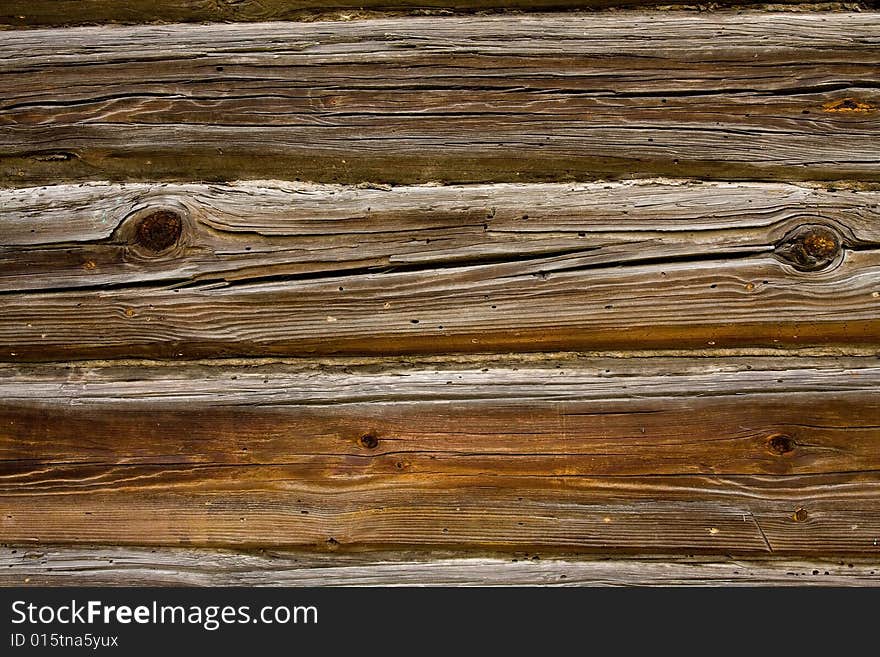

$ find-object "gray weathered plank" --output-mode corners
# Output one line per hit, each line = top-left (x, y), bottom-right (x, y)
(2, 14), (880, 185)
(2, 180), (879, 359)
(2, 546), (878, 586)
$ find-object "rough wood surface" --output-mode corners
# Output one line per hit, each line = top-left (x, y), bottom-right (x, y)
(4, 8), (879, 586)
(2, 356), (879, 554)
(2, 14), (880, 186)
(2, 546), (878, 586)
(1, 2), (859, 29)
(2, 180), (879, 360)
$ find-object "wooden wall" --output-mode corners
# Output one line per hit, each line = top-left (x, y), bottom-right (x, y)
(2, 2), (879, 585)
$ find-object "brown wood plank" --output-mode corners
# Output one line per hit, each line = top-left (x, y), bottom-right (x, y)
(2, 180), (879, 360)
(2, 547), (878, 586)
(0, 2), (853, 29)
(2, 14), (880, 185)
(1, 357), (879, 554)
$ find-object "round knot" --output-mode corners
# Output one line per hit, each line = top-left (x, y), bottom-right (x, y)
(774, 224), (842, 271)
(767, 433), (796, 455)
(134, 210), (183, 252)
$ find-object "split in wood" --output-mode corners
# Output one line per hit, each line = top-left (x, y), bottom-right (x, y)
(2, 181), (879, 359)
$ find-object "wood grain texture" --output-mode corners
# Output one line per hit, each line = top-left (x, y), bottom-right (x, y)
(1, 356), (879, 554)
(2, 14), (880, 186)
(1, 2), (861, 29)
(2, 180), (879, 360)
(2, 547), (878, 586)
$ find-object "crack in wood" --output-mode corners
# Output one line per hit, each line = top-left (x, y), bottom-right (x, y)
(2, 14), (880, 184)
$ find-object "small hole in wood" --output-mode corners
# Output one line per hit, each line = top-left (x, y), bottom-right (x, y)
(358, 433), (379, 450)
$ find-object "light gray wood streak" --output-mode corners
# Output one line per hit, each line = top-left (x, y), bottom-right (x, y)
(2, 546), (878, 586)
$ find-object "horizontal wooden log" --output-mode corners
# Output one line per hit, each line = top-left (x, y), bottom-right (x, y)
(2, 14), (880, 185)
(0, 2), (857, 29)
(2, 356), (879, 554)
(2, 546), (878, 586)
(2, 180), (879, 359)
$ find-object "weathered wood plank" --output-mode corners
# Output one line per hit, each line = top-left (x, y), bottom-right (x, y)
(2, 14), (880, 185)
(0, 2), (854, 29)
(2, 180), (879, 359)
(2, 546), (878, 587)
(5, 180), (880, 290)
(3, 356), (880, 477)
(1, 357), (879, 554)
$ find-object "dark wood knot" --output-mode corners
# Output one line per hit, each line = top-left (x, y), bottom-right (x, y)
(767, 433), (796, 455)
(358, 433), (379, 450)
(774, 224), (842, 271)
(135, 210), (183, 252)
